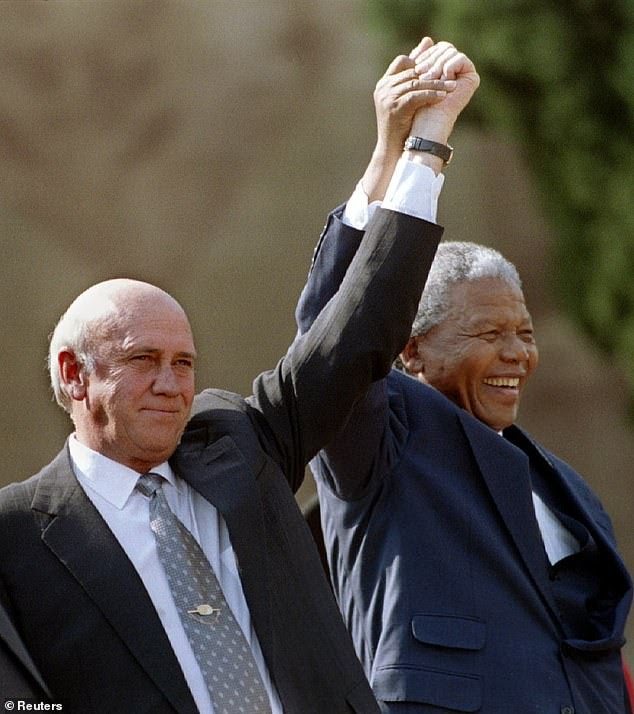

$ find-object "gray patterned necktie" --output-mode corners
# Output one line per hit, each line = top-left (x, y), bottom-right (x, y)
(136, 473), (271, 714)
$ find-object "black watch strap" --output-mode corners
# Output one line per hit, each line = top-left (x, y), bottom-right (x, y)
(404, 136), (453, 164)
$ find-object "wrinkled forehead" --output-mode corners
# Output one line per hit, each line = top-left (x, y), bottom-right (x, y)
(448, 277), (532, 322)
(117, 294), (193, 339)
(75, 282), (194, 349)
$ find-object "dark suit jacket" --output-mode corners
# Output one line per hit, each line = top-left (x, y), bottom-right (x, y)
(0, 208), (442, 713)
(0, 602), (50, 701)
(296, 207), (633, 713)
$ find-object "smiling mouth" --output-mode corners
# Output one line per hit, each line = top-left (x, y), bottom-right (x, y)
(483, 377), (520, 388)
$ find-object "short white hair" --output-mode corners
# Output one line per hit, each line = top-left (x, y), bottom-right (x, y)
(48, 278), (180, 413)
(411, 241), (523, 338)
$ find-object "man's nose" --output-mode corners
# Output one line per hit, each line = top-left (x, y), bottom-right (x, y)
(499, 333), (529, 362)
(153, 365), (180, 394)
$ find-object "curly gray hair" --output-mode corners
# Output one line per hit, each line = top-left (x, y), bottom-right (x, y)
(411, 241), (522, 338)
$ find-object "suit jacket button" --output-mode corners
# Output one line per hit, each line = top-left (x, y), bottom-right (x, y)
(561, 706), (575, 714)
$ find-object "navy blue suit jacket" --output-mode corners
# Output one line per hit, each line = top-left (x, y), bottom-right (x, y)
(296, 207), (633, 713)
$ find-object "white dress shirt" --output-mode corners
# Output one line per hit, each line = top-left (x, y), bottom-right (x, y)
(69, 435), (283, 714)
(531, 490), (580, 565)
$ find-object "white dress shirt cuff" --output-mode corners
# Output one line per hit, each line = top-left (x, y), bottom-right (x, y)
(341, 159), (444, 230)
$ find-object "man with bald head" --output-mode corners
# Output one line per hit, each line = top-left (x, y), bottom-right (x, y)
(0, 38), (477, 713)
(49, 279), (197, 473)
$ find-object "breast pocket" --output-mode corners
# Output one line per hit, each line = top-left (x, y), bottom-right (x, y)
(372, 614), (485, 711)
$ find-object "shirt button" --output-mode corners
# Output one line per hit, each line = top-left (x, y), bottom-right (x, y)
(561, 707), (575, 714)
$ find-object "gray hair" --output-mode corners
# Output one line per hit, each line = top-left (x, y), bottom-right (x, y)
(48, 288), (122, 413)
(411, 241), (522, 337)
(48, 278), (177, 413)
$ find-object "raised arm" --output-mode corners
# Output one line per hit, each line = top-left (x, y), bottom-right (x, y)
(291, 40), (479, 497)
(247, 41), (478, 493)
(296, 39), (479, 335)
(252, 206), (443, 492)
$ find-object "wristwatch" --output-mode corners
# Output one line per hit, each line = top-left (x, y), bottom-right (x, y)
(404, 136), (453, 165)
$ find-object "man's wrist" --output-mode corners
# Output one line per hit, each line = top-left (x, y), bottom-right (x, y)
(402, 150), (444, 175)
(404, 136), (453, 165)
(361, 142), (404, 203)
(409, 115), (453, 148)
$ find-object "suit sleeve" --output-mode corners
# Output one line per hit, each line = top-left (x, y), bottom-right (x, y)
(249, 205), (442, 493)
(294, 205), (364, 336)
(295, 204), (415, 498)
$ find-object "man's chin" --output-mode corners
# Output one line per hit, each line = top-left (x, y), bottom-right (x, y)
(134, 435), (184, 465)
(476, 405), (518, 432)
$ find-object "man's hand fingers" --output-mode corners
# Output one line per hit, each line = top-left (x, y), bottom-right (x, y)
(441, 52), (477, 81)
(378, 67), (456, 97)
(372, 38), (476, 158)
(376, 77), (456, 117)
(398, 88), (450, 111)
(413, 41), (456, 75)
(383, 54), (416, 79)
(409, 36), (434, 62)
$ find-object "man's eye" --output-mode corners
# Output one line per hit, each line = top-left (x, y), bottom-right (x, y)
(519, 330), (534, 343)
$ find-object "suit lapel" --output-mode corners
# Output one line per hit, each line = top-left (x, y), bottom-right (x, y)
(507, 425), (624, 555)
(505, 426), (633, 635)
(171, 433), (273, 665)
(32, 451), (197, 714)
(458, 412), (561, 619)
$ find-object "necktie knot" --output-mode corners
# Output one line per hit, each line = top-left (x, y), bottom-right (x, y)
(136, 473), (162, 498)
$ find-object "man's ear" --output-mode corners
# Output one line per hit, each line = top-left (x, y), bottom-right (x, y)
(58, 350), (87, 401)
(399, 336), (424, 376)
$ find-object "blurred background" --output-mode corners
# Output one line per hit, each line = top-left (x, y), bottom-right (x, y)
(0, 0), (632, 664)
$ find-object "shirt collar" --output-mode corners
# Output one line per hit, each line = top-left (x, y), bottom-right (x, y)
(68, 434), (180, 509)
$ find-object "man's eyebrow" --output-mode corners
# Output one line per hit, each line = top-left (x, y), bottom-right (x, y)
(121, 344), (160, 354)
(468, 317), (533, 331)
(121, 345), (197, 359)
(465, 319), (497, 330)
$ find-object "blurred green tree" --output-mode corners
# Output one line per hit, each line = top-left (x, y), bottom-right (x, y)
(367, 0), (634, 416)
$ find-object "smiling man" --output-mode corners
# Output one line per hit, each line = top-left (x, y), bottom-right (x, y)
(298, 239), (632, 714)
(295, 54), (632, 714)
(0, 36), (477, 713)
(398, 243), (539, 433)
